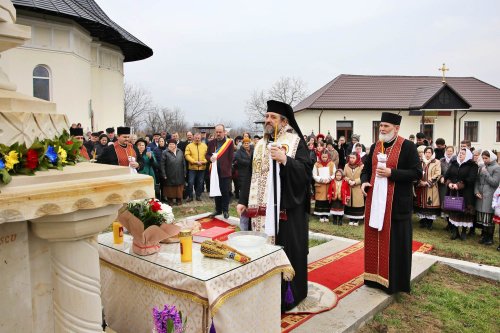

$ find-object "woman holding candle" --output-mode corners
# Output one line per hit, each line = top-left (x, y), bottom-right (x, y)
(312, 151), (335, 222)
(415, 147), (441, 230)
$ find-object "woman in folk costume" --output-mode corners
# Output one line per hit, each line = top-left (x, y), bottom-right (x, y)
(415, 147), (441, 230)
(344, 152), (365, 226)
(475, 150), (500, 246)
(491, 184), (500, 251)
(353, 142), (367, 165)
(313, 151), (335, 222)
(443, 148), (478, 240)
(439, 146), (455, 230)
(328, 169), (350, 225)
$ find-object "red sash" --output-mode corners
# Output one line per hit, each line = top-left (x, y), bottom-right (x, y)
(363, 136), (404, 287)
(209, 138), (233, 172)
(113, 142), (136, 167)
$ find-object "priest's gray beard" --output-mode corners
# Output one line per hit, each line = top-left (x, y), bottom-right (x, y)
(379, 129), (396, 143)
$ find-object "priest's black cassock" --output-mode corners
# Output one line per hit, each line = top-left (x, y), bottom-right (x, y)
(361, 137), (421, 294)
(239, 137), (312, 311)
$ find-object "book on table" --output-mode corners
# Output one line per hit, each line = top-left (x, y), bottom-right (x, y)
(193, 226), (235, 243)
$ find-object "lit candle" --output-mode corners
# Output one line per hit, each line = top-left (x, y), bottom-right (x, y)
(380, 141), (384, 154)
(274, 124), (278, 141)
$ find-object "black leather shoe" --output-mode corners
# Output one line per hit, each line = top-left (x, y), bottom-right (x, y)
(196, 196), (202, 201)
(186, 197), (193, 203)
(223, 211), (229, 219)
(210, 211), (222, 217)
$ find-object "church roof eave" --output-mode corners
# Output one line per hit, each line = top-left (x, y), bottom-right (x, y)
(13, 0), (153, 62)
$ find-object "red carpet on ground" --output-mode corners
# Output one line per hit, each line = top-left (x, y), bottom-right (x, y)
(281, 240), (433, 332)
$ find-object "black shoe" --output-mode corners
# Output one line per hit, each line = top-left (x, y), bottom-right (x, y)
(223, 211), (229, 219)
(460, 227), (467, 241)
(186, 197), (193, 203)
(427, 220), (433, 230)
(196, 196), (202, 201)
(210, 211), (222, 217)
(419, 219), (426, 228)
(450, 227), (459, 240)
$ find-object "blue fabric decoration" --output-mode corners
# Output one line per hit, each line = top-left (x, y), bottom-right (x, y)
(285, 281), (294, 306)
(45, 146), (58, 163)
(0, 159), (5, 169)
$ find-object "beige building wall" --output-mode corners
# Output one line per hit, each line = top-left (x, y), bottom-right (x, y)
(0, 15), (125, 132)
(295, 109), (499, 150)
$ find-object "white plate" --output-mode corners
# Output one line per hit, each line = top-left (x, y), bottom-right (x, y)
(227, 231), (268, 250)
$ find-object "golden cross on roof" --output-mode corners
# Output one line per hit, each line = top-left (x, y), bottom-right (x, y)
(438, 63), (449, 83)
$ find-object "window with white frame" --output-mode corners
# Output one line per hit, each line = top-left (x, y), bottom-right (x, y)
(33, 65), (51, 101)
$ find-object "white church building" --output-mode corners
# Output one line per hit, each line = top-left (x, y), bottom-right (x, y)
(0, 0), (152, 132)
(294, 74), (500, 151)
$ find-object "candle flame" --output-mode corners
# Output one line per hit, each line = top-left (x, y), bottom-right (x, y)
(380, 141), (384, 154)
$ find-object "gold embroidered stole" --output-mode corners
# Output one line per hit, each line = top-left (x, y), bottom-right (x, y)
(247, 130), (300, 233)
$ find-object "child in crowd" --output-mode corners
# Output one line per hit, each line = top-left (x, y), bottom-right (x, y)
(328, 169), (350, 225)
(313, 151), (335, 222)
(492, 184), (500, 251)
(343, 152), (365, 226)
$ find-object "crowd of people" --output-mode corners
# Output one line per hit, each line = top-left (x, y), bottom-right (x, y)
(306, 130), (500, 251)
(69, 122), (500, 251)
(70, 124), (262, 211)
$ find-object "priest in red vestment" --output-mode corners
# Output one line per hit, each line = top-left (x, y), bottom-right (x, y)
(97, 126), (143, 171)
(361, 112), (421, 294)
(69, 127), (90, 160)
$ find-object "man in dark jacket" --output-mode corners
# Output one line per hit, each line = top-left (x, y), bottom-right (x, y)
(361, 112), (421, 294)
(206, 124), (234, 219)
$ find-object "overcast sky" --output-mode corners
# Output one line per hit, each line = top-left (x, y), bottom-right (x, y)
(97, 0), (500, 127)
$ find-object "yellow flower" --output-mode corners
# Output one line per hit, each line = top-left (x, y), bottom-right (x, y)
(58, 146), (68, 164)
(4, 150), (19, 170)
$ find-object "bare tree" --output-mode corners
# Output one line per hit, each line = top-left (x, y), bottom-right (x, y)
(124, 82), (154, 130)
(143, 106), (189, 135)
(245, 77), (308, 123)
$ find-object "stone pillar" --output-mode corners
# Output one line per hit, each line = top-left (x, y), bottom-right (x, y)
(29, 205), (121, 332)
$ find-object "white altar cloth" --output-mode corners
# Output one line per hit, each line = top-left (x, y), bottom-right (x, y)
(98, 233), (293, 333)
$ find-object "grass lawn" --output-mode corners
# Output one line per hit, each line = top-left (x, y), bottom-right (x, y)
(171, 199), (499, 267)
(359, 263), (500, 333)
(310, 215), (499, 267)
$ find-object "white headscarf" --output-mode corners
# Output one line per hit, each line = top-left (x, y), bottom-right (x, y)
(483, 150), (498, 164)
(353, 142), (366, 158)
(458, 148), (473, 166)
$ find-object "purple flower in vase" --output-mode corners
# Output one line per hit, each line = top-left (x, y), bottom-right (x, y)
(152, 304), (183, 333)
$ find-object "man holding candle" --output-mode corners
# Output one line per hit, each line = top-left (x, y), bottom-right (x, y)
(237, 100), (313, 311)
(361, 112), (421, 294)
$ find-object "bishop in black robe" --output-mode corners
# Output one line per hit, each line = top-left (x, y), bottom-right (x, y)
(239, 135), (312, 311)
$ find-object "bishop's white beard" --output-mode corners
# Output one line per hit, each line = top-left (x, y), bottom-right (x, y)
(378, 129), (396, 143)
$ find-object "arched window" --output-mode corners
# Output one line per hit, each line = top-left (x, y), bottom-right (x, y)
(33, 65), (51, 101)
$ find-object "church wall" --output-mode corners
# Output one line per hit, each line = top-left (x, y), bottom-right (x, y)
(0, 14), (125, 133)
(459, 111), (500, 151)
(91, 65), (125, 131)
